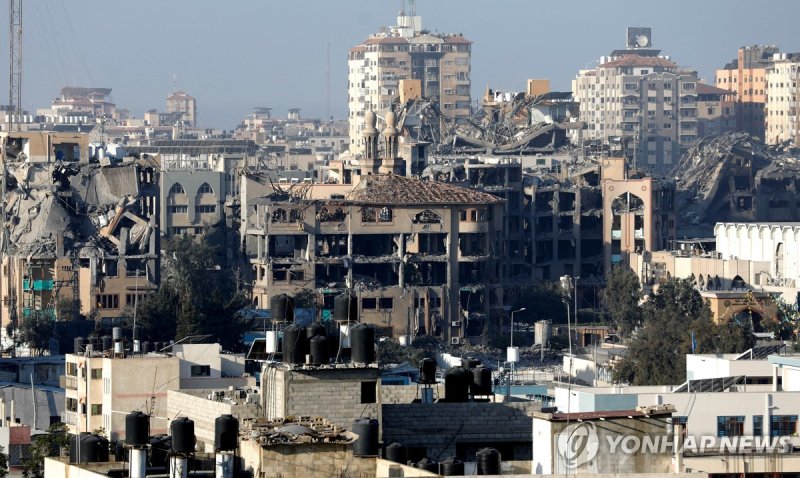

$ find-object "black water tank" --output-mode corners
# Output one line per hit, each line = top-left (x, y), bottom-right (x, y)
(74, 336), (86, 354)
(101, 335), (112, 351)
(215, 415), (239, 451)
(334, 292), (358, 322)
(309, 335), (330, 365)
(476, 448), (501, 475)
(350, 323), (375, 364)
(444, 367), (470, 402)
(461, 358), (480, 370)
(384, 442), (407, 464)
(142, 341), (152, 353)
(306, 322), (326, 339)
(113, 441), (126, 461)
(70, 433), (109, 463)
(440, 457), (465, 476)
(419, 358), (437, 384)
(271, 294), (295, 323)
(149, 435), (170, 468)
(153, 341), (161, 353)
(472, 366), (492, 395)
(125, 411), (150, 447)
(282, 324), (307, 364)
(132, 326), (140, 341)
(171, 417), (196, 454)
(87, 335), (99, 351)
(352, 418), (379, 457)
(415, 458), (439, 473)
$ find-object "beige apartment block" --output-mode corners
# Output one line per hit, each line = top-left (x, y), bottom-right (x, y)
(347, 10), (471, 152)
(573, 55), (699, 173)
(716, 45), (778, 140)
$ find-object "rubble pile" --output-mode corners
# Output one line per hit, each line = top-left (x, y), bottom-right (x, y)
(670, 132), (800, 226)
(393, 93), (569, 156)
(242, 416), (356, 446)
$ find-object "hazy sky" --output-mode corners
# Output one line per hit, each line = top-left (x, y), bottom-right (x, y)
(2, 0), (799, 129)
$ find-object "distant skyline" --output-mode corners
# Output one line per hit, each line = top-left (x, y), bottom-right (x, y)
(1, 0), (798, 129)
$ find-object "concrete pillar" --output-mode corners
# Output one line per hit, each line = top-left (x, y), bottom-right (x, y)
(773, 365), (780, 392)
(397, 234), (405, 288)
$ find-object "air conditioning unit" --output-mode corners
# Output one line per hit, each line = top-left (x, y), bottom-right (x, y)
(450, 337), (462, 345)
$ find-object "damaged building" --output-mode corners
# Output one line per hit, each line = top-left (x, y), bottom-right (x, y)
(671, 132), (800, 232)
(0, 131), (160, 346)
(242, 111), (506, 341)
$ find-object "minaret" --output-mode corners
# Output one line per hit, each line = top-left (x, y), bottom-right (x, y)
(361, 108), (381, 175)
(379, 111), (406, 175)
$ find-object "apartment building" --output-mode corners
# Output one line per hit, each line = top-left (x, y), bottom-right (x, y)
(0, 132), (160, 340)
(766, 53), (800, 144)
(715, 45), (779, 140)
(696, 83), (737, 136)
(572, 31), (700, 173)
(125, 139), (259, 237)
(166, 90), (197, 127)
(347, 8), (471, 152)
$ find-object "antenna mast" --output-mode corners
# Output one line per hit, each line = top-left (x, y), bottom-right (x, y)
(8, 0), (22, 133)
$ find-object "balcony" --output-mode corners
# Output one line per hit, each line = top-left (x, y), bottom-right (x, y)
(23, 279), (54, 291)
(61, 375), (78, 390)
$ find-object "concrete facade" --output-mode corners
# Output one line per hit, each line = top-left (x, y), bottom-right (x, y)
(348, 10), (471, 152)
(715, 45), (777, 140)
(572, 51), (700, 173)
(261, 365), (380, 432)
(382, 401), (537, 461)
(766, 53), (800, 144)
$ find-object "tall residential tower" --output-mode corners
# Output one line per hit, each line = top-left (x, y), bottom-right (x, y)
(347, 6), (471, 152)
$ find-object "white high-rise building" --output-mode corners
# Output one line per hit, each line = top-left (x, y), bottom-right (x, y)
(766, 53), (800, 145)
(571, 28), (700, 173)
(347, 7), (471, 152)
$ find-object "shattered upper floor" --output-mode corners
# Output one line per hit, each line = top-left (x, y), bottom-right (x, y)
(670, 132), (800, 227)
(1, 133), (160, 260)
(390, 91), (574, 156)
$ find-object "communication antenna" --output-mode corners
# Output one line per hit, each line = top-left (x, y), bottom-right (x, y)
(172, 73), (177, 93)
(409, 0), (416, 16)
(8, 0), (22, 133)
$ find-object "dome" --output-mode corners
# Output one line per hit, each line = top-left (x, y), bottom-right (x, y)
(383, 111), (398, 136)
(364, 109), (378, 134)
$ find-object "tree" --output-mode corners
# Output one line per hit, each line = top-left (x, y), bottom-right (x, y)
(0, 445), (8, 478)
(601, 266), (642, 336)
(612, 278), (754, 385)
(22, 422), (70, 478)
(135, 235), (248, 351)
(16, 312), (54, 355)
(512, 283), (568, 324)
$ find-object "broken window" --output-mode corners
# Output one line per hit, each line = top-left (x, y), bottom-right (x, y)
(459, 233), (486, 256)
(413, 209), (442, 224)
(317, 207), (347, 222)
(96, 294), (119, 309)
(268, 235), (308, 259)
(271, 208), (288, 223)
(361, 298), (377, 309)
(352, 235), (395, 257)
(316, 235), (348, 257)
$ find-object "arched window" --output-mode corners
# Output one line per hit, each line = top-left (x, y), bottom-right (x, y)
(272, 208), (287, 223)
(169, 183), (185, 195)
(731, 275), (746, 290)
(197, 183), (214, 195)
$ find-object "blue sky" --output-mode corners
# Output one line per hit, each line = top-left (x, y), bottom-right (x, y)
(3, 0), (799, 129)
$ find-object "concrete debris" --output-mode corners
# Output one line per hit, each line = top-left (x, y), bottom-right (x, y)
(242, 416), (356, 447)
(393, 92), (572, 155)
(670, 132), (800, 226)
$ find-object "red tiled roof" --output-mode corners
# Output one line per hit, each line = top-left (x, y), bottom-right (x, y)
(347, 174), (503, 205)
(600, 55), (677, 69)
(364, 37), (410, 45)
(443, 36), (472, 44)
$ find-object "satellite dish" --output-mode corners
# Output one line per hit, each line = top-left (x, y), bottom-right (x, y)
(636, 34), (649, 48)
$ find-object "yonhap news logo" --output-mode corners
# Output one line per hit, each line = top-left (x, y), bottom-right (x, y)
(556, 423), (793, 469)
(557, 422), (600, 469)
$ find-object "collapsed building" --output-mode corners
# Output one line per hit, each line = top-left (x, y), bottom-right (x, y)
(242, 111), (506, 342)
(671, 132), (800, 232)
(388, 84), (575, 157)
(0, 131), (160, 345)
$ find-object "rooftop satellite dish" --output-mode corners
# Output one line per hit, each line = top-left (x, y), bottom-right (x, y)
(636, 34), (649, 48)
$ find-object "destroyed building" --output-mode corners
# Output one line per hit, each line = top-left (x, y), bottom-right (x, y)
(242, 110), (506, 341)
(671, 132), (800, 231)
(0, 131), (160, 343)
